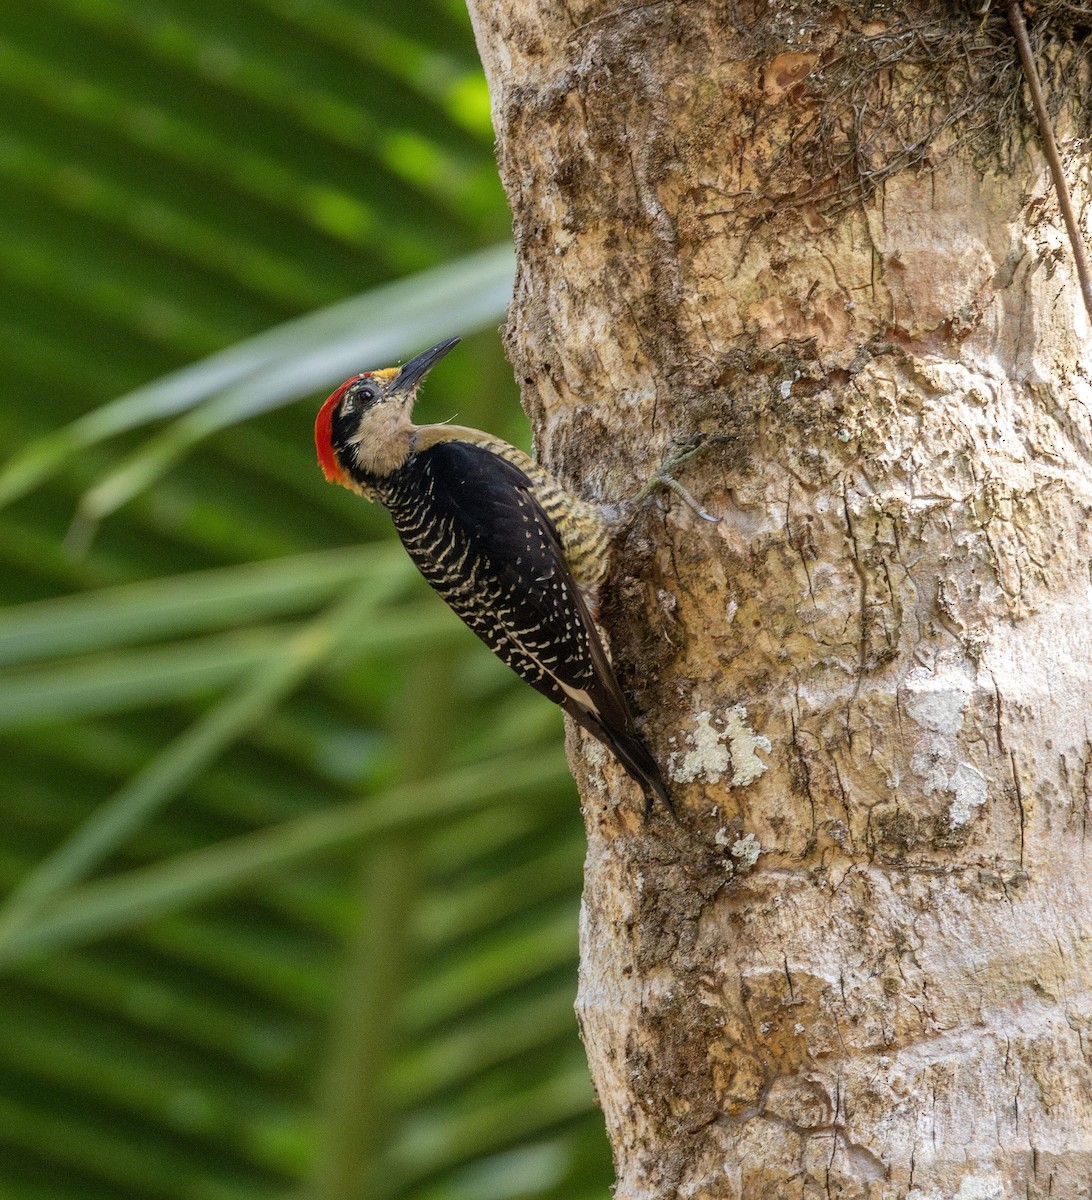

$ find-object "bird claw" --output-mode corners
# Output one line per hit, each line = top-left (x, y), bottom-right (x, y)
(654, 471), (721, 524)
(632, 434), (721, 524)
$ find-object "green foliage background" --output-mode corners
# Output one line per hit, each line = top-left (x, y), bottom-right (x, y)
(0, 3), (611, 1197)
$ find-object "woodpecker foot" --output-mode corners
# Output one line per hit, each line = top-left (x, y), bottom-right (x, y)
(632, 434), (721, 524)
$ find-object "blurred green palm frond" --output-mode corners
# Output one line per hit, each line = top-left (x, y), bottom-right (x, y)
(0, 3), (611, 1199)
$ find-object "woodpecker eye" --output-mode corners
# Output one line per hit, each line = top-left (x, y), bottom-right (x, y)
(340, 384), (377, 417)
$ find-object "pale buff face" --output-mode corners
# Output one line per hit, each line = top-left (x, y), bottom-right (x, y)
(344, 389), (417, 478)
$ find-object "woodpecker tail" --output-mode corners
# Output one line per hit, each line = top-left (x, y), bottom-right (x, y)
(569, 709), (677, 821)
(607, 727), (678, 821)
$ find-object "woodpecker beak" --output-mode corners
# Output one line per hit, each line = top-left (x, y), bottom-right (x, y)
(390, 336), (461, 395)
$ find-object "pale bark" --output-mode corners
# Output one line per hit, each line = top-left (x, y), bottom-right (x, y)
(467, 3), (1092, 1196)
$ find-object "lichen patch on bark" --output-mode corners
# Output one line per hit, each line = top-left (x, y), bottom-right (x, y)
(670, 707), (771, 788)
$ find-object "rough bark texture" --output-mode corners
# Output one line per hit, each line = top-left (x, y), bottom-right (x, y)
(466, 2), (1092, 1196)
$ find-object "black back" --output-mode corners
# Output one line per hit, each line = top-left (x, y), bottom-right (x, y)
(376, 440), (631, 731)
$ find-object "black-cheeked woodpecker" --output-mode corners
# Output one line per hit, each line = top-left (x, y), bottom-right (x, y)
(314, 336), (674, 817)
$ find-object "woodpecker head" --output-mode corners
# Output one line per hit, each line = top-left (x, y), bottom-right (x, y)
(315, 336), (461, 487)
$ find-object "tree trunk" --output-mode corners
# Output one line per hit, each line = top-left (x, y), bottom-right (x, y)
(466, 3), (1092, 1196)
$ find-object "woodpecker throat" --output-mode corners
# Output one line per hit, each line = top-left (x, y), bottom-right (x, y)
(314, 336), (674, 818)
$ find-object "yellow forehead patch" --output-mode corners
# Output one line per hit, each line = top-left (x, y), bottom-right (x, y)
(370, 367), (399, 383)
